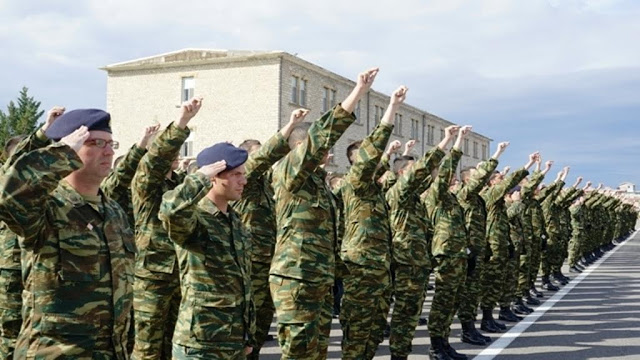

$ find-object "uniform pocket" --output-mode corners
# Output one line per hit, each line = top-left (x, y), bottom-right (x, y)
(190, 292), (239, 343)
(142, 251), (176, 274)
(58, 229), (100, 282)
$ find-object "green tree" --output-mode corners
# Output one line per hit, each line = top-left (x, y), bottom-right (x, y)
(0, 87), (44, 148)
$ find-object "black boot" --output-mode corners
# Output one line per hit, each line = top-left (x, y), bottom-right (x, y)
(499, 306), (523, 322)
(429, 337), (452, 360)
(569, 265), (582, 274)
(480, 308), (503, 333)
(512, 298), (532, 315)
(530, 286), (544, 298)
(391, 356), (408, 360)
(443, 337), (468, 360)
(384, 323), (391, 338)
(552, 272), (568, 285)
(542, 276), (559, 291)
(418, 317), (428, 326)
(525, 294), (541, 306)
(461, 321), (487, 346)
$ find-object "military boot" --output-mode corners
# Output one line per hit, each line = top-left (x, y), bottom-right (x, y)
(461, 321), (486, 346)
(443, 337), (468, 360)
(429, 337), (452, 360)
(512, 298), (532, 315)
(569, 265), (582, 274)
(530, 286), (544, 298)
(499, 306), (522, 322)
(525, 294), (541, 306)
(542, 276), (559, 291)
(480, 308), (503, 333)
(552, 272), (568, 285)
(391, 356), (408, 360)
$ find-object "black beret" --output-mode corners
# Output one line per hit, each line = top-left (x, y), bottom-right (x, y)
(196, 142), (248, 171)
(45, 109), (111, 141)
(508, 185), (522, 195)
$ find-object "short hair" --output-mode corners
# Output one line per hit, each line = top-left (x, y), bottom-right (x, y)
(460, 166), (475, 183)
(239, 139), (261, 152)
(3, 135), (26, 159)
(346, 140), (363, 165)
(288, 122), (312, 149)
(393, 155), (415, 174)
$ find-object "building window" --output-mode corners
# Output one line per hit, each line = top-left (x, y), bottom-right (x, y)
(374, 105), (384, 125)
(394, 113), (403, 135)
(473, 141), (478, 159)
(355, 100), (361, 123)
(464, 138), (469, 154)
(440, 128), (445, 141)
(291, 76), (299, 104)
(410, 118), (419, 139)
(330, 89), (337, 108)
(181, 77), (195, 102)
(322, 87), (337, 112)
(300, 79), (307, 107)
(180, 131), (194, 157)
(482, 144), (487, 160)
(427, 125), (435, 145)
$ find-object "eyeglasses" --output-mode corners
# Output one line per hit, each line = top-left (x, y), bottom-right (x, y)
(84, 139), (120, 150)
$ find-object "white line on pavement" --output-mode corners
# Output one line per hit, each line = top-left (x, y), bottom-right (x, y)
(473, 229), (639, 360)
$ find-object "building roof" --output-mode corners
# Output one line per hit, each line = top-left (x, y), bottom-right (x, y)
(102, 49), (492, 142)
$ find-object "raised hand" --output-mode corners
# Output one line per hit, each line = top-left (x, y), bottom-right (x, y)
(138, 124), (161, 149)
(387, 140), (402, 155)
(357, 68), (380, 92)
(403, 139), (416, 156)
(197, 160), (227, 179)
(390, 86), (408, 105)
(43, 106), (66, 132)
(289, 109), (309, 125)
(177, 97), (204, 129)
(61, 126), (90, 152)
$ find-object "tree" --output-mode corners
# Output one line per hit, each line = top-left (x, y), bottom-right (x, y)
(0, 87), (44, 148)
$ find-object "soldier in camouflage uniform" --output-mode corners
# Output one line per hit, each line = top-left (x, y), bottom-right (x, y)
(159, 142), (255, 359)
(386, 126), (453, 360)
(424, 125), (472, 360)
(339, 86), (407, 360)
(479, 152), (535, 332)
(0, 107), (66, 359)
(269, 68), (378, 359)
(131, 100), (201, 359)
(549, 178), (583, 285)
(0, 111), (134, 359)
(233, 109), (310, 359)
(455, 142), (506, 343)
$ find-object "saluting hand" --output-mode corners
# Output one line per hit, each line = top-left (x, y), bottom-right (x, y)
(387, 140), (402, 155)
(43, 106), (66, 132)
(138, 124), (161, 149)
(61, 126), (90, 153)
(197, 160), (227, 179)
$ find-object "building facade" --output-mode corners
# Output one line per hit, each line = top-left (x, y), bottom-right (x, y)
(102, 49), (492, 174)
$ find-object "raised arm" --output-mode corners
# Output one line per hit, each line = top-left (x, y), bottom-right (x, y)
(483, 151), (537, 206)
(373, 140), (401, 183)
(158, 161), (226, 246)
(430, 125), (468, 203)
(280, 68), (377, 193)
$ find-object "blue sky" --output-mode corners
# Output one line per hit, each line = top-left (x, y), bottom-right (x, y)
(1, 0), (638, 187)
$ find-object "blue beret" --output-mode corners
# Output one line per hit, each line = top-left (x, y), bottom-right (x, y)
(508, 185), (522, 194)
(196, 142), (248, 171)
(45, 109), (111, 141)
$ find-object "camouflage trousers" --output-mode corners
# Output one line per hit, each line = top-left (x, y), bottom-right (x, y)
(500, 245), (521, 307)
(528, 237), (543, 288)
(340, 263), (392, 360)
(0, 269), (22, 359)
(429, 256), (467, 338)
(480, 239), (508, 310)
(567, 233), (584, 267)
(389, 264), (429, 357)
(517, 238), (532, 297)
(269, 275), (332, 360)
(541, 235), (563, 277)
(247, 261), (275, 360)
(172, 343), (245, 359)
(457, 250), (486, 323)
(132, 273), (181, 360)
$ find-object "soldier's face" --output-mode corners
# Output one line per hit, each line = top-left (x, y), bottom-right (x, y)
(214, 164), (247, 201)
(76, 130), (115, 181)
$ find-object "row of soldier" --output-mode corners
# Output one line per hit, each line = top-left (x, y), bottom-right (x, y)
(0, 67), (636, 360)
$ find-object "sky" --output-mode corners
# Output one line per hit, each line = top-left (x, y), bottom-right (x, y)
(0, 0), (638, 187)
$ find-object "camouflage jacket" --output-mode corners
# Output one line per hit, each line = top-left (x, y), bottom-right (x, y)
(456, 158), (498, 255)
(270, 105), (355, 284)
(542, 182), (570, 238)
(481, 168), (529, 259)
(340, 123), (393, 268)
(132, 123), (188, 280)
(0, 128), (51, 272)
(425, 148), (468, 258)
(507, 200), (526, 251)
(233, 132), (290, 264)
(0, 143), (134, 359)
(519, 171), (546, 249)
(159, 172), (255, 350)
(530, 180), (563, 242)
(570, 202), (586, 236)
(102, 144), (147, 227)
(387, 147), (445, 268)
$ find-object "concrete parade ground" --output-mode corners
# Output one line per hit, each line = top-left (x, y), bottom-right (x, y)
(260, 229), (640, 359)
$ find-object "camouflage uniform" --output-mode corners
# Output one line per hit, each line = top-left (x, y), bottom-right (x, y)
(386, 147), (445, 358)
(568, 201), (586, 267)
(131, 124), (187, 359)
(159, 172), (256, 359)
(501, 199), (525, 307)
(0, 128), (51, 359)
(540, 182), (568, 278)
(424, 148), (468, 339)
(529, 180), (562, 287)
(102, 144), (147, 227)
(516, 172), (545, 297)
(480, 168), (529, 312)
(233, 132), (291, 359)
(0, 142), (134, 359)
(339, 123), (394, 360)
(269, 105), (355, 359)
(455, 158), (498, 323)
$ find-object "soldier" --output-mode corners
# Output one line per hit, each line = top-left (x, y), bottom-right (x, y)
(131, 98), (202, 359)
(568, 184), (592, 273)
(387, 125), (454, 360)
(233, 108), (311, 359)
(0, 106), (65, 359)
(269, 68), (378, 359)
(0, 110), (134, 358)
(339, 86), (407, 360)
(455, 141), (508, 342)
(479, 152), (536, 332)
(159, 142), (255, 359)
(424, 125), (472, 360)
(527, 160), (554, 298)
